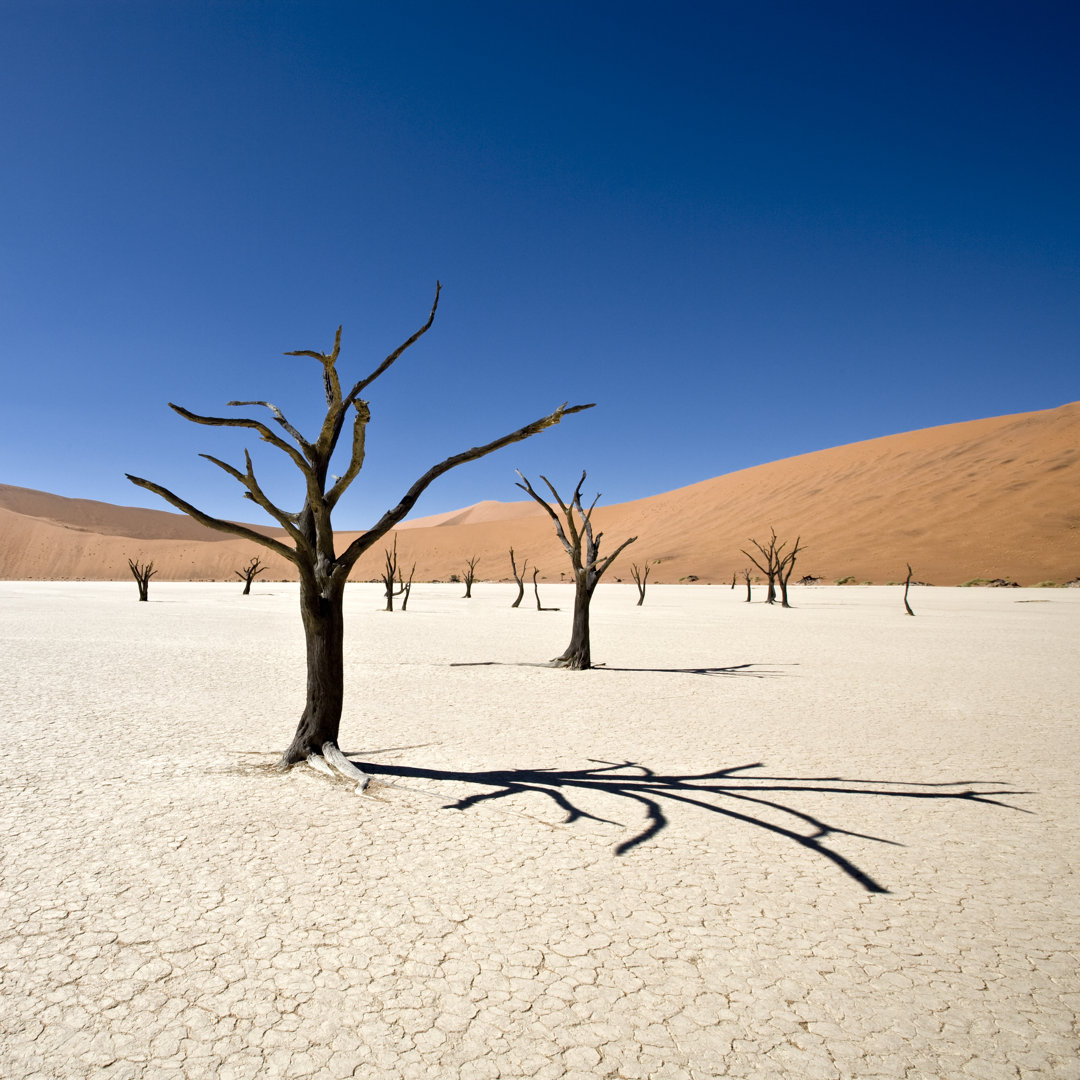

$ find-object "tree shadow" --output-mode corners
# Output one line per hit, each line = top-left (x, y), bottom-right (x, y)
(448, 661), (789, 677)
(346, 755), (1028, 894)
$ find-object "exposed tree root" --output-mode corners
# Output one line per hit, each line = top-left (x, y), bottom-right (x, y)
(304, 742), (370, 792)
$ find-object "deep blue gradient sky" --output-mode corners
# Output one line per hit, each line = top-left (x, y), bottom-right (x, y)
(2, 1), (1077, 528)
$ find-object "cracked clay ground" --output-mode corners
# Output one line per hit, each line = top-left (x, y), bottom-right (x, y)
(1, 582), (1077, 1079)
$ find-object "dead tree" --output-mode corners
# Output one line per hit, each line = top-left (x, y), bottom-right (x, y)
(516, 470), (636, 669)
(509, 548), (528, 608)
(532, 567), (559, 611)
(731, 571), (737, 590)
(630, 559), (651, 606)
(236, 555), (266, 595)
(743, 530), (779, 604)
(381, 538), (406, 611)
(461, 555), (480, 598)
(743, 530), (801, 608)
(903, 563), (915, 616)
(127, 282), (592, 784)
(775, 536), (803, 608)
(743, 568), (752, 602)
(400, 561), (416, 611)
(128, 558), (156, 601)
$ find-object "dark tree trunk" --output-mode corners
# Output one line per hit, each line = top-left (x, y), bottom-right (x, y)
(282, 574), (346, 765)
(744, 571), (752, 603)
(554, 575), (593, 669)
(509, 549), (527, 608)
(242, 578), (252, 595)
(903, 563), (915, 616)
(778, 577), (789, 607)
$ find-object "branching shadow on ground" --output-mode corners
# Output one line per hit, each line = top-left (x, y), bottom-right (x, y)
(448, 662), (790, 677)
(347, 756), (1028, 893)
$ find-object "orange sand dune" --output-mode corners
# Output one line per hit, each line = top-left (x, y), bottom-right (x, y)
(2, 402), (1078, 585)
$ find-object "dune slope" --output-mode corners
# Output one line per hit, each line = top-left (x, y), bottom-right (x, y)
(1, 402), (1077, 584)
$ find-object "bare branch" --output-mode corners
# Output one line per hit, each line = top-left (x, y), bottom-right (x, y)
(338, 401), (594, 571)
(595, 535), (638, 580)
(227, 400), (312, 454)
(343, 282), (441, 407)
(125, 474), (298, 564)
(169, 403), (310, 473)
(285, 326), (342, 408)
(198, 452), (309, 554)
(326, 399), (371, 510)
(516, 470), (575, 556)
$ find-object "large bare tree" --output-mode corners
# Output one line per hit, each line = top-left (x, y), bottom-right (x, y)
(515, 471), (636, 669)
(127, 284), (592, 785)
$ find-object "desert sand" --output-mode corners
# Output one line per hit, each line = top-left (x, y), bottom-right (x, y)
(2, 401), (1079, 585)
(2, 580), (1078, 1078)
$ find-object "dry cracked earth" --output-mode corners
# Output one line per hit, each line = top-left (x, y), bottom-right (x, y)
(1, 582), (1077, 1079)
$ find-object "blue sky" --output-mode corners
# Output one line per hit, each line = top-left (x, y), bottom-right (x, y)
(2, 1), (1076, 529)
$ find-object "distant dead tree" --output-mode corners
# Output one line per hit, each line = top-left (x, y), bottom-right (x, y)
(532, 567), (559, 611)
(127, 282), (593, 783)
(775, 536), (803, 608)
(743, 530), (779, 604)
(400, 560), (416, 611)
(903, 563), (915, 616)
(742, 568), (752, 602)
(731, 571), (737, 590)
(509, 548), (528, 608)
(461, 555), (480, 598)
(235, 555), (266, 595)
(630, 559), (651, 606)
(381, 538), (406, 611)
(516, 470), (636, 669)
(742, 529), (801, 608)
(128, 558), (156, 602)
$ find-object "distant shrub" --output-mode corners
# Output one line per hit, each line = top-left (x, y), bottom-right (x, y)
(1034, 581), (1062, 588)
(835, 575), (855, 585)
(960, 578), (992, 587)
(680, 574), (699, 582)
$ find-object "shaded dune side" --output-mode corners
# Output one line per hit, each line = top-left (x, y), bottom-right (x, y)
(1, 402), (1078, 584)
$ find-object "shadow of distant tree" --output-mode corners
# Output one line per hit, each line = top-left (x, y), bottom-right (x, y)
(348, 756), (1027, 894)
(449, 661), (791, 678)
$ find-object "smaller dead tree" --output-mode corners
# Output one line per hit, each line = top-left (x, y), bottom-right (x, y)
(775, 536), (803, 608)
(400, 561), (416, 611)
(532, 567), (559, 611)
(731, 571), (737, 590)
(381, 538), (407, 611)
(236, 555), (267, 595)
(742, 529), (801, 607)
(743, 530), (779, 604)
(630, 560), (651, 606)
(516, 470), (636, 669)
(743, 568), (752, 602)
(509, 548), (529, 608)
(903, 563), (915, 616)
(462, 555), (480, 598)
(128, 558), (156, 601)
